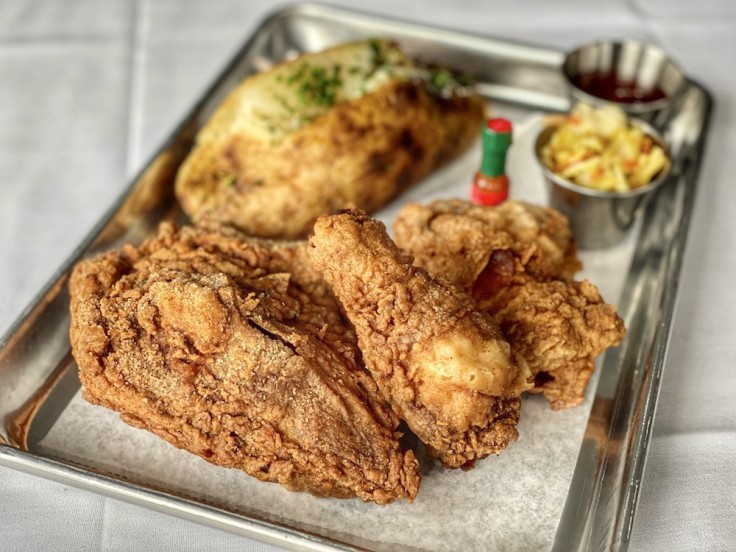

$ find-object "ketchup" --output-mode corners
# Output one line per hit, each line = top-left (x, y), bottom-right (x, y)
(572, 71), (667, 103)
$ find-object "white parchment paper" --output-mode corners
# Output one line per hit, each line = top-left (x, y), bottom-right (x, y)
(38, 112), (636, 552)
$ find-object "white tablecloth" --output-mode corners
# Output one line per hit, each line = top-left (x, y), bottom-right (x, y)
(1, 1), (734, 550)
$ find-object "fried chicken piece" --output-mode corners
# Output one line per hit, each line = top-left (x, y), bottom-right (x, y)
(481, 279), (625, 409)
(393, 199), (625, 409)
(393, 199), (581, 288)
(308, 210), (530, 469)
(69, 222), (419, 504)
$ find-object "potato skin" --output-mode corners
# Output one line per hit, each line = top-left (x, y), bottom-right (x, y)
(176, 47), (486, 239)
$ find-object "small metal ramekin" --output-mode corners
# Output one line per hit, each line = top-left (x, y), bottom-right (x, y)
(563, 40), (685, 122)
(534, 119), (672, 249)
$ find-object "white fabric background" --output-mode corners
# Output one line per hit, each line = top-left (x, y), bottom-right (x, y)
(1, 1), (734, 550)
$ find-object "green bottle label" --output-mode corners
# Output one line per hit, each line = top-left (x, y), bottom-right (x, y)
(480, 125), (512, 177)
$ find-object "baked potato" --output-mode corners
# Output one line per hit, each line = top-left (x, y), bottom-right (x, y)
(175, 39), (486, 238)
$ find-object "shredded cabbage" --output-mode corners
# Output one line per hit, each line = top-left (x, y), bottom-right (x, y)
(541, 103), (670, 192)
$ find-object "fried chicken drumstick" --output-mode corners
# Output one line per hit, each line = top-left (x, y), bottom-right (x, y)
(308, 210), (530, 468)
(393, 199), (625, 409)
(69, 222), (419, 504)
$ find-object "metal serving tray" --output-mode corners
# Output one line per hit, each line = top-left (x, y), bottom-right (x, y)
(0, 3), (712, 551)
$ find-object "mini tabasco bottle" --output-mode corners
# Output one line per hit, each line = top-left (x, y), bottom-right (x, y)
(470, 118), (512, 206)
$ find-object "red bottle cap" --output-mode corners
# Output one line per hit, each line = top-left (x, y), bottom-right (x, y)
(487, 118), (512, 133)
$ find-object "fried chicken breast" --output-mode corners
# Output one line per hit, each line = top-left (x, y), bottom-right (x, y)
(393, 199), (625, 409)
(69, 222), (419, 504)
(308, 210), (530, 468)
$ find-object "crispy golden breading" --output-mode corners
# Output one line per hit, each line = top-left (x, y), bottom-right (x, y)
(69, 222), (419, 504)
(175, 40), (485, 239)
(393, 199), (625, 409)
(393, 199), (581, 288)
(308, 210), (530, 469)
(531, 360), (595, 411)
(481, 280), (625, 409)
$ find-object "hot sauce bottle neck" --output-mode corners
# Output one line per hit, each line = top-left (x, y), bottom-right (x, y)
(481, 118), (512, 176)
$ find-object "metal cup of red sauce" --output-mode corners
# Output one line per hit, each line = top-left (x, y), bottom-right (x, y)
(562, 40), (685, 122)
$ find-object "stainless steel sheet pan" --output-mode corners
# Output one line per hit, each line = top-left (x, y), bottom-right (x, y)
(0, 3), (713, 551)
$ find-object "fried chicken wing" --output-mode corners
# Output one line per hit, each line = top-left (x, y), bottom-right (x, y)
(308, 210), (530, 468)
(69, 222), (419, 504)
(393, 199), (625, 409)
(482, 279), (625, 409)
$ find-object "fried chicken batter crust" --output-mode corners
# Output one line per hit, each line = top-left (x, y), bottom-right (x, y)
(69, 222), (419, 504)
(308, 210), (530, 468)
(393, 199), (625, 409)
(483, 279), (625, 409)
(393, 199), (582, 289)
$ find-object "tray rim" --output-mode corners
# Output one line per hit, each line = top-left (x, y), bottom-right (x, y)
(0, 2), (715, 551)
(550, 75), (714, 552)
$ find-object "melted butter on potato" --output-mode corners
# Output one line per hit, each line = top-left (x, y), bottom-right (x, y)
(204, 40), (414, 144)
